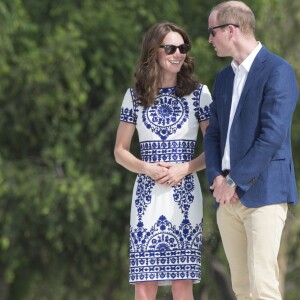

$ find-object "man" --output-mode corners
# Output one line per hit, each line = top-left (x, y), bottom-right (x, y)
(203, 1), (298, 299)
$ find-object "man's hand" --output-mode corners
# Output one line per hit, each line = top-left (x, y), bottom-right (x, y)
(210, 175), (237, 205)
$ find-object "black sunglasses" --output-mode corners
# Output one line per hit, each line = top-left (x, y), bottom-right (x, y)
(208, 23), (240, 37)
(159, 44), (190, 55)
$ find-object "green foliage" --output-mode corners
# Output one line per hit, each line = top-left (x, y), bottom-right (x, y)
(0, 0), (299, 299)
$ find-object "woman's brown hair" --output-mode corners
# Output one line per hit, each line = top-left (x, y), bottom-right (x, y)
(134, 22), (198, 107)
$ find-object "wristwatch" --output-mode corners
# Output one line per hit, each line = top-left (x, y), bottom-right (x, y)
(225, 174), (236, 188)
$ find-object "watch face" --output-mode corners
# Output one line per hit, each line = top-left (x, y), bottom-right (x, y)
(227, 178), (234, 185)
(226, 175), (236, 187)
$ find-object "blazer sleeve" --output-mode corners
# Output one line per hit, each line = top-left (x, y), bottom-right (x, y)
(203, 73), (224, 186)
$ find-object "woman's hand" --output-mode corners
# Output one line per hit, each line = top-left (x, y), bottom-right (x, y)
(142, 162), (169, 181)
(155, 162), (189, 187)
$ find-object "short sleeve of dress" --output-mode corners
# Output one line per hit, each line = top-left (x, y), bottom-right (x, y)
(197, 84), (212, 122)
(120, 88), (137, 125)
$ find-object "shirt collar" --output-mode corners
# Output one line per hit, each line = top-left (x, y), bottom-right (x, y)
(231, 42), (262, 74)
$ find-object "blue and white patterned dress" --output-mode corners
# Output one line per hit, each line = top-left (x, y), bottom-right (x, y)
(120, 84), (212, 286)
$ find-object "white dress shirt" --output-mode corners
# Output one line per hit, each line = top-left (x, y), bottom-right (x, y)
(222, 42), (262, 171)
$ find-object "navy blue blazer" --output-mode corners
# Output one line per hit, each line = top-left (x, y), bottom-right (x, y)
(204, 46), (299, 207)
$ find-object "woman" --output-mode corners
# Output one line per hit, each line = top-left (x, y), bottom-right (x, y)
(114, 22), (212, 300)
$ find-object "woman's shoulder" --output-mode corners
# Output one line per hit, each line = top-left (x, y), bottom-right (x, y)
(191, 83), (212, 107)
(189, 83), (211, 98)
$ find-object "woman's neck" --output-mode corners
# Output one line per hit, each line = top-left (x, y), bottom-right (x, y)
(160, 74), (177, 88)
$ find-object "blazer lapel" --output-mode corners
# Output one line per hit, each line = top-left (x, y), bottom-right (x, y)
(232, 48), (267, 123)
(223, 69), (235, 135)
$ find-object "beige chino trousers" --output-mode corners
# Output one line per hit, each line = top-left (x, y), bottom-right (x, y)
(217, 201), (288, 300)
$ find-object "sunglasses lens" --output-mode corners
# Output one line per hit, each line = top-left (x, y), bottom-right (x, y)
(179, 44), (190, 53)
(164, 45), (176, 54)
(208, 28), (215, 37)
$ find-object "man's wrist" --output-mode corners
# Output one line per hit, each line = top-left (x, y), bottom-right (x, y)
(225, 174), (236, 188)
